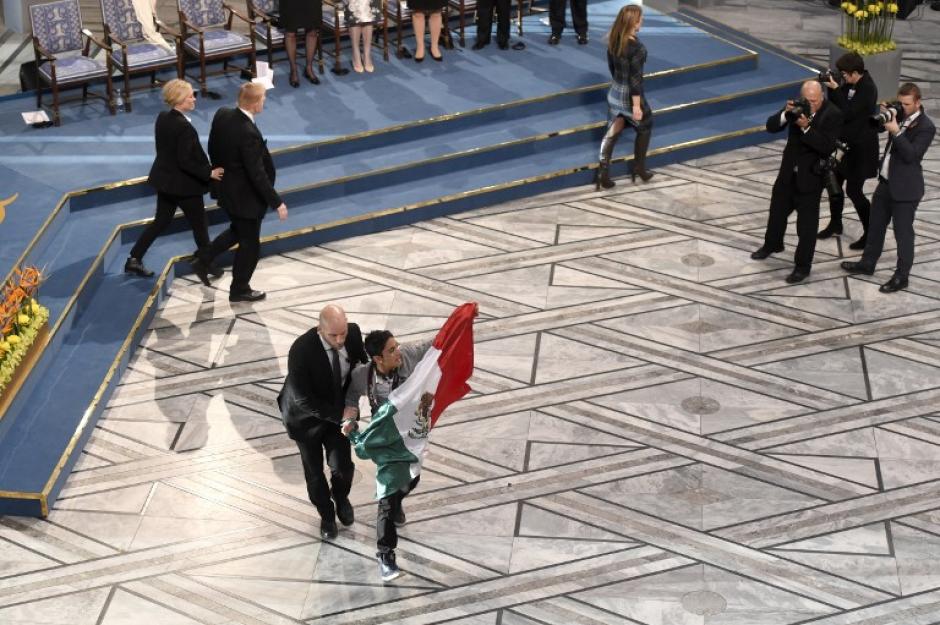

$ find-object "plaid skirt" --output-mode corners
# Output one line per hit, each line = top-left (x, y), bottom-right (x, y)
(607, 82), (653, 130)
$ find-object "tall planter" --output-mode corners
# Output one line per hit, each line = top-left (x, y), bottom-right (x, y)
(830, 43), (902, 101)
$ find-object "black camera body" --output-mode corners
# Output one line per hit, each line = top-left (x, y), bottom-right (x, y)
(818, 140), (850, 198)
(817, 69), (843, 87)
(785, 97), (812, 122)
(871, 102), (903, 131)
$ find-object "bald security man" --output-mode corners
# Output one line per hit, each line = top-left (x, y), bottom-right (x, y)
(277, 304), (368, 539)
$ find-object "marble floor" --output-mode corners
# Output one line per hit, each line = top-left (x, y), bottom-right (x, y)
(3, 135), (940, 625)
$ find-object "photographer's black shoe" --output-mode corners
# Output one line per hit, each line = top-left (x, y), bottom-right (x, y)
(817, 223), (843, 239)
(547, 33), (560, 45)
(124, 257), (154, 278)
(879, 275), (908, 293)
(840, 261), (874, 275)
(750, 245), (784, 260)
(849, 234), (867, 250)
(336, 498), (355, 527)
(786, 269), (809, 284)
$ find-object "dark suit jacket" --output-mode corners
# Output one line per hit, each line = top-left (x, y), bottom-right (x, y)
(208, 107), (282, 219)
(277, 323), (368, 437)
(882, 108), (936, 202)
(147, 109), (213, 197)
(767, 99), (843, 194)
(827, 72), (879, 179)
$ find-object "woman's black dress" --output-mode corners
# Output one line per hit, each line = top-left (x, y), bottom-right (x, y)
(407, 0), (446, 12)
(279, 0), (322, 32)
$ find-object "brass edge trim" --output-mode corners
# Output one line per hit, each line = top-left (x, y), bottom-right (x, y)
(40, 255), (177, 501)
(35, 121), (768, 510)
(0, 490), (44, 499)
(655, 79), (804, 115)
(678, 10), (817, 73)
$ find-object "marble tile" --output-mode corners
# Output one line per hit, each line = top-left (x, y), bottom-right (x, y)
(755, 346), (869, 400)
(771, 523), (891, 555)
(0, 588), (112, 625)
(534, 332), (644, 384)
(98, 588), (205, 625)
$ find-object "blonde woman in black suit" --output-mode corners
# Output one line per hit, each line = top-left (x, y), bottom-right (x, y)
(126, 79), (223, 278)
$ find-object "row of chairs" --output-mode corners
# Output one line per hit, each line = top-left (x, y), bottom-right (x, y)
(29, 0), (530, 125)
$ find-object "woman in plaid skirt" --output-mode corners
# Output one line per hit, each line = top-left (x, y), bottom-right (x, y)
(596, 4), (653, 189)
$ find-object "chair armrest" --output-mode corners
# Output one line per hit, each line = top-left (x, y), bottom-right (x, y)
(155, 18), (182, 39)
(81, 28), (112, 53)
(223, 3), (253, 25)
(180, 14), (205, 34)
(252, 7), (274, 22)
(32, 36), (57, 61)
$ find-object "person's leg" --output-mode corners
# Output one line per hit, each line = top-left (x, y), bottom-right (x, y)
(548, 0), (565, 37)
(596, 115), (625, 189)
(860, 182), (890, 270)
(176, 194), (211, 255)
(793, 191), (822, 274)
(229, 217), (262, 295)
(304, 29), (320, 80)
(362, 24), (374, 71)
(322, 422), (355, 524)
(429, 11), (442, 57)
(892, 199), (918, 279)
(129, 192), (177, 262)
(845, 172), (871, 249)
(285, 31), (299, 83)
(413, 11), (426, 59)
(475, 0), (494, 46)
(350, 25), (364, 72)
(570, 0), (587, 37)
(294, 423), (337, 535)
(819, 170), (845, 238)
(494, 0), (510, 46)
(761, 180), (795, 252)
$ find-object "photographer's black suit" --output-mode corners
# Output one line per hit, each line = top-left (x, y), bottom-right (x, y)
(826, 72), (879, 233)
(762, 100), (843, 272)
(202, 107), (282, 296)
(861, 108), (936, 278)
(277, 323), (368, 521)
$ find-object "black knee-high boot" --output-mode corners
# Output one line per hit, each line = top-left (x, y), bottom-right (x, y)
(595, 124), (621, 190)
(632, 129), (654, 182)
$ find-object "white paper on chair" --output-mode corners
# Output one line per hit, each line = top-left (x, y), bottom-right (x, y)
(21, 110), (50, 125)
(252, 61), (275, 90)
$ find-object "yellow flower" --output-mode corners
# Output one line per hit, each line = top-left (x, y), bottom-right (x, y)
(0, 341), (8, 352)
(888, 2), (898, 12)
(17, 313), (29, 325)
(7, 335), (20, 345)
(30, 302), (39, 314)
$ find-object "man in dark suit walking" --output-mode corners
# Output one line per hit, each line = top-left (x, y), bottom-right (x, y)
(841, 82), (936, 293)
(194, 82), (288, 302)
(278, 304), (368, 539)
(751, 80), (843, 283)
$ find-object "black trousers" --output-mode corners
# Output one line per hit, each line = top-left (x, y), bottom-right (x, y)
(293, 419), (354, 521)
(130, 192), (210, 261)
(827, 169), (871, 230)
(549, 0), (586, 35)
(202, 215), (262, 294)
(476, 0), (510, 44)
(376, 475), (420, 554)
(763, 174), (824, 272)
(861, 181), (918, 278)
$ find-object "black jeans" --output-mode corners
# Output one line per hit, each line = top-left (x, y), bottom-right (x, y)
(293, 419), (354, 522)
(827, 169), (871, 230)
(861, 181), (919, 278)
(130, 192), (210, 261)
(376, 475), (420, 554)
(202, 215), (263, 294)
(764, 173), (824, 272)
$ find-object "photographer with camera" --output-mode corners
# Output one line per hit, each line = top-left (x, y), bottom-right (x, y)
(818, 53), (879, 250)
(841, 82), (936, 293)
(751, 80), (843, 283)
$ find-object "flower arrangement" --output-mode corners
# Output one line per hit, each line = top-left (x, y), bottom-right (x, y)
(0, 266), (49, 398)
(838, 2), (899, 55)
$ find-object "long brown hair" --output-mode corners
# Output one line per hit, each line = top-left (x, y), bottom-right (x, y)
(608, 5), (642, 58)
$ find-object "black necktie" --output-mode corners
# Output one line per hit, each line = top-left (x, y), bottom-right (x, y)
(330, 348), (342, 398)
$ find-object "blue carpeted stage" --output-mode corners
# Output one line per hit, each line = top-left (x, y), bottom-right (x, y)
(0, 1), (816, 516)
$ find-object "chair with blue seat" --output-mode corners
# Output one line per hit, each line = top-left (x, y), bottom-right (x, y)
(177, 0), (256, 95)
(99, 0), (182, 112)
(246, 0), (323, 73)
(29, 0), (115, 126)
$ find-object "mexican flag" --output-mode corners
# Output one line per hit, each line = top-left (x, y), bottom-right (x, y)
(351, 303), (478, 499)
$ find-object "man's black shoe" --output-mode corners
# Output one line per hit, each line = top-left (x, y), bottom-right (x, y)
(840, 261), (874, 275)
(124, 257), (154, 278)
(879, 275), (908, 293)
(472, 39), (489, 50)
(229, 289), (266, 302)
(785, 269), (809, 284)
(750, 245), (784, 260)
(190, 257), (212, 286)
(320, 519), (338, 540)
(548, 33), (560, 45)
(336, 498), (355, 526)
(497, 39), (509, 50)
(577, 33), (588, 45)
(848, 235), (867, 250)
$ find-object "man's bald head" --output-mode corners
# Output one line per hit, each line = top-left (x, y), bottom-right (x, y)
(800, 80), (824, 115)
(318, 304), (348, 350)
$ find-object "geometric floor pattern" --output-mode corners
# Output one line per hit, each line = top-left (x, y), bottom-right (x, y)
(2, 136), (940, 624)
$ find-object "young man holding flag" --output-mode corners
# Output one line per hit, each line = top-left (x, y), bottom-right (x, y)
(342, 303), (478, 582)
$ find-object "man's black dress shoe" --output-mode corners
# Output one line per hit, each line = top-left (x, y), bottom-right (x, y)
(208, 263), (224, 279)
(548, 33), (560, 45)
(190, 258), (211, 286)
(472, 39), (489, 50)
(848, 235), (867, 250)
(320, 519), (338, 540)
(840, 261), (874, 275)
(879, 275), (908, 293)
(497, 39), (509, 50)
(750, 245), (784, 260)
(336, 498), (355, 526)
(817, 223), (843, 239)
(229, 289), (266, 302)
(124, 257), (154, 278)
(785, 269), (809, 284)
(577, 33), (588, 45)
